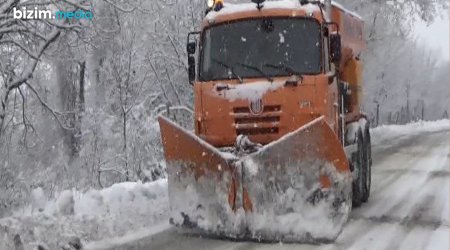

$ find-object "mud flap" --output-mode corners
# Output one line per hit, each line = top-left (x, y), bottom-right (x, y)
(158, 116), (245, 235)
(159, 116), (351, 242)
(239, 117), (352, 242)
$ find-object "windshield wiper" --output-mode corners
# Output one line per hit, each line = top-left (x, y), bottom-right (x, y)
(211, 58), (243, 83)
(237, 63), (273, 82)
(263, 63), (302, 77)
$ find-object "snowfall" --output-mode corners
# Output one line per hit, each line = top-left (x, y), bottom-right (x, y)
(0, 119), (448, 250)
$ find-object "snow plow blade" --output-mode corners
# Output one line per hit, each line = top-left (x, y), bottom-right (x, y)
(239, 117), (352, 242)
(158, 116), (245, 235)
(159, 116), (351, 242)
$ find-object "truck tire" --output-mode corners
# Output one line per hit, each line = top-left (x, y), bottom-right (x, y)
(352, 129), (365, 207)
(361, 128), (372, 202)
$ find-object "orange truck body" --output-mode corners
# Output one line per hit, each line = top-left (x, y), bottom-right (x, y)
(194, 2), (365, 147)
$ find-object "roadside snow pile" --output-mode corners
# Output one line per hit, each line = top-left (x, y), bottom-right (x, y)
(371, 120), (449, 144)
(0, 180), (168, 250)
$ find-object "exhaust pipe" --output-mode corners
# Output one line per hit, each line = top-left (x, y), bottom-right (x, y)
(324, 0), (331, 21)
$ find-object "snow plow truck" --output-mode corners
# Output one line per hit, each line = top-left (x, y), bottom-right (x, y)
(158, 0), (371, 242)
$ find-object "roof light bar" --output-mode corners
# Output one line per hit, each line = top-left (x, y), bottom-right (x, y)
(206, 0), (224, 12)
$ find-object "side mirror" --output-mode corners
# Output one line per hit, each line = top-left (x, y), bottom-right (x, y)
(187, 42), (196, 55)
(330, 33), (342, 64)
(188, 55), (196, 85)
(187, 31), (200, 85)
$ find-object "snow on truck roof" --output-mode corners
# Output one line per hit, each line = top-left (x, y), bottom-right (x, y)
(206, 0), (363, 21)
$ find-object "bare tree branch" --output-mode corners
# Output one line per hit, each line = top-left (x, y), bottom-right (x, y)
(24, 82), (74, 131)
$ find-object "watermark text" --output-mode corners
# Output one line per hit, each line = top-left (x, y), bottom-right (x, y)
(13, 7), (93, 20)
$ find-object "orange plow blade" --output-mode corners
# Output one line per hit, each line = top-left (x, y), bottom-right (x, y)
(159, 116), (351, 242)
(158, 116), (245, 234)
(239, 117), (352, 242)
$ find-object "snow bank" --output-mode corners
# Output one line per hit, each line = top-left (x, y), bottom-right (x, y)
(0, 180), (168, 250)
(371, 120), (449, 145)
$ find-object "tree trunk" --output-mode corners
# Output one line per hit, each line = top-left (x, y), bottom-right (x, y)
(56, 60), (78, 158)
(73, 61), (86, 156)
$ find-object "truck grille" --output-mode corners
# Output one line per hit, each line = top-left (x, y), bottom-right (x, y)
(232, 105), (281, 135)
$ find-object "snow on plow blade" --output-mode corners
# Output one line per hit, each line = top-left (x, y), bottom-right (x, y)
(158, 116), (245, 235)
(239, 117), (352, 242)
(158, 116), (351, 242)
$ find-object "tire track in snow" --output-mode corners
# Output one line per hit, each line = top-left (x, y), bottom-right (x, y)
(397, 227), (434, 250)
(357, 131), (448, 219)
(367, 132), (441, 198)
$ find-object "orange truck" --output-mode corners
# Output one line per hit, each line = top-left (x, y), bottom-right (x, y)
(159, 0), (371, 242)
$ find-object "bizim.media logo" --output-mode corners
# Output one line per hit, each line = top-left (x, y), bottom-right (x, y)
(13, 7), (93, 20)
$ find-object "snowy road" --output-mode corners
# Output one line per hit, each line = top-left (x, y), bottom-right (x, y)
(90, 128), (449, 250)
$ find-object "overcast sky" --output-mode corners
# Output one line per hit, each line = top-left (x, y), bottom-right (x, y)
(415, 14), (449, 62)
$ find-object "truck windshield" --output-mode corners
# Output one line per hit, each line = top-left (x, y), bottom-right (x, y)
(199, 18), (322, 81)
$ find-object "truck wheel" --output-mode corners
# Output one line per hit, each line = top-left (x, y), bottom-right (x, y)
(352, 129), (365, 207)
(361, 129), (372, 202)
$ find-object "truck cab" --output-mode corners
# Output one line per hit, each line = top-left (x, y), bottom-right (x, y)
(187, 0), (365, 148)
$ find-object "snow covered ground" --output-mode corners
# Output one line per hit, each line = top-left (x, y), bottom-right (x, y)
(0, 180), (169, 250)
(0, 119), (448, 250)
